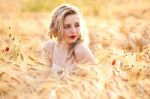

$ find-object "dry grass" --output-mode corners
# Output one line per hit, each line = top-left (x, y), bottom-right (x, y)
(0, 0), (150, 99)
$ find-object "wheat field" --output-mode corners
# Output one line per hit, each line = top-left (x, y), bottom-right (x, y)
(0, 0), (150, 99)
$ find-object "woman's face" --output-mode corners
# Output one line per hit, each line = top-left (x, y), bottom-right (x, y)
(63, 14), (80, 44)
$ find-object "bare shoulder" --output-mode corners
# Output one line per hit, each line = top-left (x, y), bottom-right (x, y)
(42, 40), (56, 52)
(42, 40), (55, 65)
(75, 43), (95, 64)
(75, 43), (90, 53)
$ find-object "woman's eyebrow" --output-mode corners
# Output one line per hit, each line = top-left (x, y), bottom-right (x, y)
(64, 23), (70, 25)
(64, 21), (79, 25)
(75, 22), (80, 24)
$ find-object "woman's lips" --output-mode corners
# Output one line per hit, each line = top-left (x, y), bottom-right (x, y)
(70, 35), (76, 39)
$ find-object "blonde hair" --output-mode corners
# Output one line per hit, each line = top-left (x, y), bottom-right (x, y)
(48, 4), (89, 59)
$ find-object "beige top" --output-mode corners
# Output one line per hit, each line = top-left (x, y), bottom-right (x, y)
(42, 40), (96, 76)
(52, 42), (75, 76)
(42, 40), (75, 76)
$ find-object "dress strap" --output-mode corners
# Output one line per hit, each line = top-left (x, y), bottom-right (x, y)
(52, 42), (57, 64)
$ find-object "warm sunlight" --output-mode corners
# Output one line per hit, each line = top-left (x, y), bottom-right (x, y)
(0, 0), (150, 99)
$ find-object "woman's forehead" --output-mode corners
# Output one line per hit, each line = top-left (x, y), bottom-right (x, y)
(64, 14), (80, 24)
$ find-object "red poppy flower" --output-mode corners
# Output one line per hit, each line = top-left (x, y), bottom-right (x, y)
(112, 59), (116, 65)
(5, 47), (9, 52)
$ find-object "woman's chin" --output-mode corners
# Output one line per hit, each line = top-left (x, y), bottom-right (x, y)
(68, 40), (77, 44)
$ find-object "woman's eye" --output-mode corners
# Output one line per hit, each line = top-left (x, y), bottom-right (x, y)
(75, 24), (80, 28)
(64, 25), (70, 29)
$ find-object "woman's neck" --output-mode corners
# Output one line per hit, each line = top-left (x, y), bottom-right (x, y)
(58, 40), (70, 49)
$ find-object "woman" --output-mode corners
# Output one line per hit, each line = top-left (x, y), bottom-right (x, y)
(42, 4), (95, 76)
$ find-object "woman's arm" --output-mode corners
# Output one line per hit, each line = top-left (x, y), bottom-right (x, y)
(75, 43), (96, 64)
(42, 40), (55, 66)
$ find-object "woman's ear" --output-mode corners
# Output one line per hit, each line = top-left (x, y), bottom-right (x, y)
(54, 32), (57, 37)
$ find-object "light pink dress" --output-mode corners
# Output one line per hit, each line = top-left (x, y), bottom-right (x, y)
(51, 43), (75, 76)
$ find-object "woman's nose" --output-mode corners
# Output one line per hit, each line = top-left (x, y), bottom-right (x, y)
(71, 27), (76, 34)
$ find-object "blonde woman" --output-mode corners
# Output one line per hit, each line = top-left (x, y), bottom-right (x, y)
(42, 4), (95, 76)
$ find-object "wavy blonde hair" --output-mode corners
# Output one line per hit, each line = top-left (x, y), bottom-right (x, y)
(48, 4), (89, 59)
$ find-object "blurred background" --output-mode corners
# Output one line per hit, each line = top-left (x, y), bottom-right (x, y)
(0, 0), (150, 58)
(0, 0), (150, 99)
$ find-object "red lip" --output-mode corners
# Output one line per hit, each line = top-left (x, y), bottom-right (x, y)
(70, 35), (76, 39)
